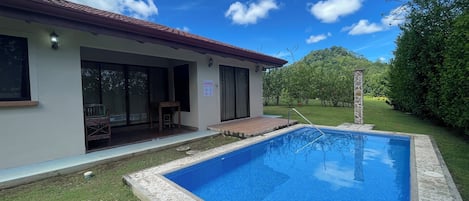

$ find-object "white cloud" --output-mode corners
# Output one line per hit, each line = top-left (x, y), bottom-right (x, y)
(343, 5), (409, 36)
(343, 19), (384, 35)
(225, 0), (279, 25)
(381, 5), (409, 26)
(308, 0), (362, 23)
(176, 26), (190, 32)
(306, 32), (331, 44)
(69, 0), (158, 20)
(378, 57), (387, 62)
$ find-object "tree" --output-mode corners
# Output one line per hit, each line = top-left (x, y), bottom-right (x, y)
(263, 68), (284, 105)
(440, 12), (469, 133)
(263, 46), (390, 108)
(388, 0), (468, 134)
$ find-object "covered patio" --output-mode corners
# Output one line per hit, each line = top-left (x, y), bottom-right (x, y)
(87, 126), (195, 151)
(81, 47), (194, 151)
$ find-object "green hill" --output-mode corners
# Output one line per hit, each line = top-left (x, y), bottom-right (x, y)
(263, 46), (389, 106)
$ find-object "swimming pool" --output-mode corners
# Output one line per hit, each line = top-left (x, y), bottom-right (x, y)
(164, 127), (411, 201)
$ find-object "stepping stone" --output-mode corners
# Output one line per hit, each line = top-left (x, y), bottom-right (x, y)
(176, 146), (190, 152)
(186, 150), (201, 155)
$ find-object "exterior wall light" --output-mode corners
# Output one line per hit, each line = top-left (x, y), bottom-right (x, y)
(208, 57), (213, 67)
(50, 31), (59, 50)
(255, 65), (260, 72)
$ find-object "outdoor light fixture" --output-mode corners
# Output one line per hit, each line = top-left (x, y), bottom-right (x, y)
(208, 57), (213, 67)
(255, 65), (260, 72)
(50, 31), (59, 50)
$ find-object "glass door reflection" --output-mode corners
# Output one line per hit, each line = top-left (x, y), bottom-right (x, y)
(128, 66), (149, 124)
(101, 64), (127, 126)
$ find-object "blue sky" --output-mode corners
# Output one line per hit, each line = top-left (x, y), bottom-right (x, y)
(70, 0), (407, 64)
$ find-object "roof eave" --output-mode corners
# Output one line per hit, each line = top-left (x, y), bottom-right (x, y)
(0, 0), (287, 66)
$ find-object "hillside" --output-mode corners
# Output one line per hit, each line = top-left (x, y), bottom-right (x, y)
(263, 46), (389, 106)
(299, 46), (389, 97)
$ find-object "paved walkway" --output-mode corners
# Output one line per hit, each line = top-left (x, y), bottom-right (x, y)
(0, 130), (219, 189)
(208, 117), (297, 138)
(337, 123), (375, 131)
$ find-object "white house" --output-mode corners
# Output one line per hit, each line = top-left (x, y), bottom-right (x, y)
(0, 0), (286, 169)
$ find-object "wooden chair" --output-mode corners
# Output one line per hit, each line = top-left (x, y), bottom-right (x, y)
(84, 104), (111, 149)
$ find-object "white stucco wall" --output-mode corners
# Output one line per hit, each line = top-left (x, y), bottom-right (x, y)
(0, 15), (265, 169)
(0, 17), (85, 169)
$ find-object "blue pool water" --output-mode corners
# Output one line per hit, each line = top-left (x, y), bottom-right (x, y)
(165, 127), (411, 201)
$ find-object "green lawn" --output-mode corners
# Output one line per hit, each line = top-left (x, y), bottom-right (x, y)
(0, 136), (240, 201)
(264, 97), (469, 200)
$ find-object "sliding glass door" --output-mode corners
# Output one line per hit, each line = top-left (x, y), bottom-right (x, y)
(81, 61), (167, 126)
(101, 64), (127, 126)
(220, 65), (250, 121)
(128, 66), (149, 124)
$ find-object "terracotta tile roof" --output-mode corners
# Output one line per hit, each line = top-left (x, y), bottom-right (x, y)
(0, 0), (287, 66)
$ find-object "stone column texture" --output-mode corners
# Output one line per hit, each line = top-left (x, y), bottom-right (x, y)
(354, 69), (364, 124)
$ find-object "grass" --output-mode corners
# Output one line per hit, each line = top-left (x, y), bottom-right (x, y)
(264, 97), (469, 200)
(1, 97), (467, 200)
(0, 135), (240, 201)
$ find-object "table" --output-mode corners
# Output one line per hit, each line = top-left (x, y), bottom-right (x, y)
(158, 101), (181, 132)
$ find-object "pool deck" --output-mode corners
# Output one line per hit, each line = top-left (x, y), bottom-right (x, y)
(123, 124), (463, 201)
(207, 116), (297, 138)
(337, 122), (375, 131)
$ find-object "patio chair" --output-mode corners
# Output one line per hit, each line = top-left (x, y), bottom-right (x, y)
(84, 104), (111, 149)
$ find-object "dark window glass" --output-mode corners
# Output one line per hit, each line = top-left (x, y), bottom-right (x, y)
(81, 62), (101, 105)
(174, 64), (190, 112)
(101, 64), (127, 126)
(128, 66), (149, 124)
(0, 34), (30, 101)
(81, 61), (169, 126)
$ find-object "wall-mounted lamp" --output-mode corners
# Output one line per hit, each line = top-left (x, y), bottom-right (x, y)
(255, 65), (260, 72)
(50, 31), (59, 50)
(208, 57), (213, 67)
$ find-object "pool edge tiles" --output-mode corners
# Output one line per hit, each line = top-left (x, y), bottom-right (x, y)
(413, 135), (463, 201)
(123, 124), (462, 201)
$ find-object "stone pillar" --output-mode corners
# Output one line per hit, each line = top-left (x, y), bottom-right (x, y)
(354, 69), (364, 124)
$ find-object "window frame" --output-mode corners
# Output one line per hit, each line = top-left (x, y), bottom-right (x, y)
(0, 34), (31, 101)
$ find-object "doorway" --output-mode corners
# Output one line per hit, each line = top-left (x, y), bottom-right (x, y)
(81, 61), (168, 126)
(220, 65), (250, 121)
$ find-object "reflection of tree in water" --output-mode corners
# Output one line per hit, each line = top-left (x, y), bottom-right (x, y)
(266, 129), (356, 156)
(264, 128), (366, 181)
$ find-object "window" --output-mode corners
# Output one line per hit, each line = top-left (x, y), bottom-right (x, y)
(0, 34), (30, 101)
(174, 64), (190, 112)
